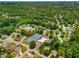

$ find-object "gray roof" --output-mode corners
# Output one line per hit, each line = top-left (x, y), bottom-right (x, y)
(45, 39), (52, 44)
(26, 33), (42, 42)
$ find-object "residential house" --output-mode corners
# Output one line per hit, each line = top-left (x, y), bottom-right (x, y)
(26, 33), (42, 42)
(26, 33), (48, 49)
(1, 35), (7, 40)
(3, 42), (17, 52)
(14, 46), (22, 55)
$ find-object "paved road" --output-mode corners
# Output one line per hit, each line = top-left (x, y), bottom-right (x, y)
(17, 49), (47, 58)
(16, 50), (32, 58)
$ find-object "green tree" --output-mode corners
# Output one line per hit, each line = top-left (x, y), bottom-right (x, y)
(6, 52), (14, 58)
(0, 47), (5, 52)
(2, 20), (10, 27)
(58, 47), (66, 57)
(1, 26), (14, 35)
(30, 41), (36, 49)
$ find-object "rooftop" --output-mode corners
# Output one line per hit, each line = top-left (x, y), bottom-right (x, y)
(26, 33), (42, 42)
(37, 37), (48, 43)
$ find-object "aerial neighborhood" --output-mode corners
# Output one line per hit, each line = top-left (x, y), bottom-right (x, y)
(0, 2), (79, 58)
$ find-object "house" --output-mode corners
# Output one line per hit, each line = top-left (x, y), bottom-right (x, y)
(45, 39), (52, 44)
(10, 32), (21, 38)
(26, 33), (49, 43)
(37, 37), (48, 43)
(26, 33), (48, 49)
(14, 47), (22, 55)
(20, 36), (27, 43)
(1, 35), (7, 40)
(26, 33), (42, 42)
(3, 42), (17, 52)
(19, 24), (35, 32)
